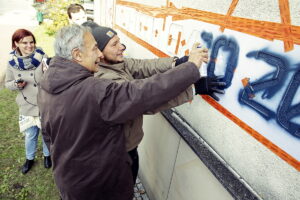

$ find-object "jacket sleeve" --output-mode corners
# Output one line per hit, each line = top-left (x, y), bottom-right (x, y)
(41, 128), (51, 152)
(125, 57), (175, 79)
(96, 62), (200, 124)
(126, 57), (194, 113)
(145, 85), (194, 114)
(38, 91), (51, 151)
(5, 65), (18, 90)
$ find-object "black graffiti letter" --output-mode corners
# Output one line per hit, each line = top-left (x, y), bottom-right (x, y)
(201, 31), (213, 49)
(277, 69), (300, 138)
(207, 36), (239, 88)
(239, 51), (288, 120)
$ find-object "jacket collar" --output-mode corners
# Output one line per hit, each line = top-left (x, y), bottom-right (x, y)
(40, 56), (93, 94)
(98, 61), (125, 71)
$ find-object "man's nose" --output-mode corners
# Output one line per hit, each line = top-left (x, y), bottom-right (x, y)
(97, 48), (104, 59)
(119, 43), (126, 52)
(121, 44), (126, 51)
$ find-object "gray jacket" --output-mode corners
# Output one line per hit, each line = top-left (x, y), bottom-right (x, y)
(96, 57), (193, 151)
(5, 54), (46, 116)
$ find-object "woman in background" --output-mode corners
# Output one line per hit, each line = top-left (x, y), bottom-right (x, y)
(5, 29), (51, 174)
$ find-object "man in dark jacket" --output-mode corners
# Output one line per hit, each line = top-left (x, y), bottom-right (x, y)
(38, 24), (207, 200)
(82, 23), (225, 184)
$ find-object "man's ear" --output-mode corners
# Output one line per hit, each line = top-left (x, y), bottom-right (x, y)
(71, 48), (82, 62)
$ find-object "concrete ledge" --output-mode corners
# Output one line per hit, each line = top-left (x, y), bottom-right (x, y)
(162, 109), (261, 200)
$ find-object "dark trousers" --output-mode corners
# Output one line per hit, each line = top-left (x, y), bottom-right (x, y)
(128, 147), (139, 184)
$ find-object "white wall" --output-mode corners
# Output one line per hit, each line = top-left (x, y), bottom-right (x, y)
(140, 113), (233, 200)
(95, 0), (300, 199)
(118, 27), (300, 200)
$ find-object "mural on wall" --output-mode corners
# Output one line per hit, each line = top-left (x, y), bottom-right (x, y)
(103, 0), (115, 27)
(111, 0), (300, 171)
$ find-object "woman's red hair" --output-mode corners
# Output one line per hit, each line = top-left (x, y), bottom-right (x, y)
(11, 29), (36, 49)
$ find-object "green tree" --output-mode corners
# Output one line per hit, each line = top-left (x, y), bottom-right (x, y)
(44, 0), (81, 35)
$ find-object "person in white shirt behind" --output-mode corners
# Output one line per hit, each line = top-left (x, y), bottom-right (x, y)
(67, 3), (87, 25)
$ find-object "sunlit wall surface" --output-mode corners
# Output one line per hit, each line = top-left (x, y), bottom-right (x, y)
(95, 0), (300, 199)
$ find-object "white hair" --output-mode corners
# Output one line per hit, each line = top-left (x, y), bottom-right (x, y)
(54, 25), (91, 60)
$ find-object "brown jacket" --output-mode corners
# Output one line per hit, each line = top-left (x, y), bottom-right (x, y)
(38, 56), (200, 200)
(95, 57), (193, 151)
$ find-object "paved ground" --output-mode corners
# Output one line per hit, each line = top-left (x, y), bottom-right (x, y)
(0, 0), (38, 88)
(134, 177), (150, 200)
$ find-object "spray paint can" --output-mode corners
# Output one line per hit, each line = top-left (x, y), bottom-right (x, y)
(197, 45), (208, 76)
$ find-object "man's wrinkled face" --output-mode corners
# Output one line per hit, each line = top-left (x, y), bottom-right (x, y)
(101, 35), (126, 64)
(78, 32), (103, 72)
(70, 9), (87, 25)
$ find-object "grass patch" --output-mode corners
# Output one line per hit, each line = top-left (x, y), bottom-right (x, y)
(0, 89), (60, 200)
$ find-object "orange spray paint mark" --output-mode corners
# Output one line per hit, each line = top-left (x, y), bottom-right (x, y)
(241, 78), (255, 98)
(279, 0), (294, 51)
(181, 40), (186, 46)
(202, 95), (300, 171)
(169, 2), (174, 8)
(115, 24), (169, 57)
(168, 34), (172, 46)
(175, 32), (182, 54)
(116, 0), (300, 52)
(241, 77), (249, 87)
(185, 49), (189, 56)
(220, 0), (239, 32)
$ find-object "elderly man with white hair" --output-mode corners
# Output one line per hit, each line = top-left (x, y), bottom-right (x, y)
(38, 24), (207, 200)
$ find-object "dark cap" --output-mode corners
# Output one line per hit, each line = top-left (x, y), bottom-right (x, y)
(82, 21), (99, 29)
(91, 26), (117, 51)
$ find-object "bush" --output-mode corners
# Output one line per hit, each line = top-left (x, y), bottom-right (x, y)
(43, 0), (81, 36)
